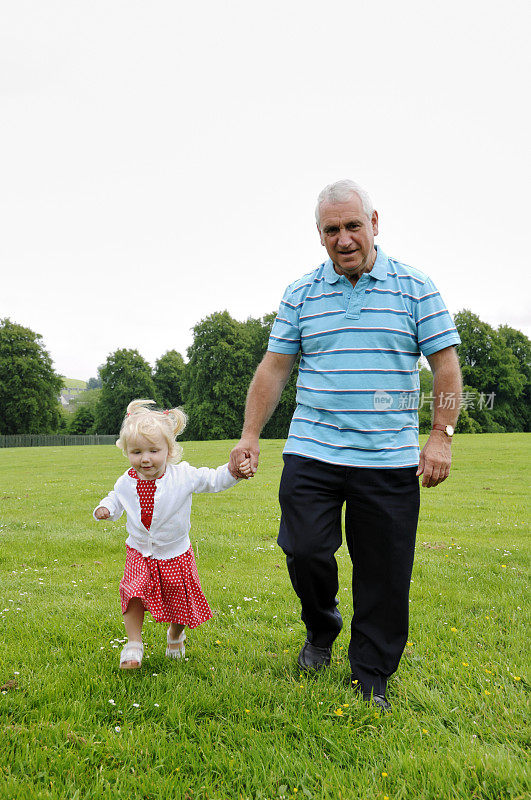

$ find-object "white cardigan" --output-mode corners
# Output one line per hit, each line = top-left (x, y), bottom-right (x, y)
(94, 462), (239, 559)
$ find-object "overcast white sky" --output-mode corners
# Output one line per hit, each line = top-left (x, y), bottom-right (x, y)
(2, 0), (530, 381)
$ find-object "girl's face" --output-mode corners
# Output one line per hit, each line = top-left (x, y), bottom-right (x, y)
(126, 431), (169, 480)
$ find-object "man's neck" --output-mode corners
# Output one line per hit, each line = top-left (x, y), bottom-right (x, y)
(333, 248), (377, 288)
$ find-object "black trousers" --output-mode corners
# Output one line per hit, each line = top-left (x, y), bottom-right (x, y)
(278, 454), (420, 695)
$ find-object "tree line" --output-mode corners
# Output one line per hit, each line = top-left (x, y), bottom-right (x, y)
(1, 310), (529, 438)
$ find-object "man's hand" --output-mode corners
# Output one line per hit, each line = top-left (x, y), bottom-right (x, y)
(416, 432), (452, 487)
(229, 438), (260, 479)
(228, 352), (297, 480)
(94, 506), (110, 520)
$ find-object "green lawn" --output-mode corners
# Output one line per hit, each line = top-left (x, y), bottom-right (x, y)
(0, 434), (529, 800)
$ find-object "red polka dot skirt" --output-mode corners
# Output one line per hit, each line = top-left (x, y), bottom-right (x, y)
(119, 469), (213, 627)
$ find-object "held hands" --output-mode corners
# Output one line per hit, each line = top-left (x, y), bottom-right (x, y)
(416, 431), (452, 488)
(94, 506), (110, 520)
(229, 438), (260, 479)
(238, 458), (254, 479)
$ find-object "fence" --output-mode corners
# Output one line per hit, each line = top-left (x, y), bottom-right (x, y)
(0, 434), (117, 448)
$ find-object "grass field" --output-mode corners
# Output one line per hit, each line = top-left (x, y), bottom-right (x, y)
(0, 434), (529, 800)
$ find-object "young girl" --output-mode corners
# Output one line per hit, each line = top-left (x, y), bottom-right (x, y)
(94, 399), (252, 669)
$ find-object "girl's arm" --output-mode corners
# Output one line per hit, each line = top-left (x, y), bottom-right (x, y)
(93, 489), (124, 521)
(188, 463), (240, 494)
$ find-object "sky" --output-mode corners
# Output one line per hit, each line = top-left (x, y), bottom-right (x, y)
(2, 0), (530, 381)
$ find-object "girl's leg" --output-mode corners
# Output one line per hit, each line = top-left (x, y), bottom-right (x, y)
(167, 622), (185, 655)
(122, 598), (145, 666)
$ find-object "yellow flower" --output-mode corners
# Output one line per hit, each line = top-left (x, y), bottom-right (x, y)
(352, 679), (358, 685)
(215, 640), (221, 645)
(484, 690), (491, 695)
(513, 676), (521, 681)
(245, 709), (250, 713)
(342, 703), (349, 708)
(334, 708), (344, 716)
(406, 641), (413, 647)
(422, 728), (428, 734)
(485, 669), (492, 674)
(462, 662), (469, 667)
(450, 627), (457, 632)
(384, 796), (389, 800)
(501, 564), (507, 568)
(381, 771), (388, 777)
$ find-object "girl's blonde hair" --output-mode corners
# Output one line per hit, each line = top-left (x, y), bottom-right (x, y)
(116, 399), (187, 464)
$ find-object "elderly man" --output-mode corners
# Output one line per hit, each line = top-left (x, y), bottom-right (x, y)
(229, 179), (462, 709)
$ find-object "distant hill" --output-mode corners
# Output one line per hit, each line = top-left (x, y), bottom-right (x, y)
(63, 379), (87, 389)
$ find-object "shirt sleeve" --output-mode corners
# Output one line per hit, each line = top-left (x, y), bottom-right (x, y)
(92, 476), (124, 522)
(93, 481), (125, 521)
(267, 284), (302, 354)
(415, 277), (461, 356)
(187, 463), (240, 494)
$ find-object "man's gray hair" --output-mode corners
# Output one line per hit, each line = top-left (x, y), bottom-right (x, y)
(315, 179), (374, 227)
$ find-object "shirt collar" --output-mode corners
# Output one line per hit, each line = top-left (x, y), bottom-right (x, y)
(128, 467), (166, 481)
(323, 245), (388, 284)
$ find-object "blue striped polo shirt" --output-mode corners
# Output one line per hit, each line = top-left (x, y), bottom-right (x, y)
(267, 246), (461, 468)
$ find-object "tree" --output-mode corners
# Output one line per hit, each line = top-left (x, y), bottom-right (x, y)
(243, 312), (299, 439)
(417, 365), (481, 434)
(87, 376), (102, 389)
(0, 318), (63, 434)
(66, 387), (101, 414)
(182, 311), (299, 441)
(153, 350), (186, 409)
(57, 407), (70, 433)
(455, 310), (524, 395)
(183, 312), (254, 440)
(68, 405), (96, 434)
(455, 310), (529, 431)
(94, 349), (159, 435)
(497, 325), (531, 431)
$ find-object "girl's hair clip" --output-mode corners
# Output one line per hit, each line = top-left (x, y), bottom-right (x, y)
(126, 412), (131, 417)
(163, 410), (169, 415)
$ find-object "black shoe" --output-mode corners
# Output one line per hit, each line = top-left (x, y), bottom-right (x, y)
(371, 694), (391, 710)
(297, 640), (332, 672)
(352, 680), (391, 710)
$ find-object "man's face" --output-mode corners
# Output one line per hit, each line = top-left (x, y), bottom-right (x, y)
(318, 194), (378, 279)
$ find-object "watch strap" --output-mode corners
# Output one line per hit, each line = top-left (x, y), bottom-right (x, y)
(432, 423), (453, 437)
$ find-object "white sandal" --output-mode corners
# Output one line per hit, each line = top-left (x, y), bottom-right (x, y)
(166, 629), (186, 659)
(119, 640), (144, 669)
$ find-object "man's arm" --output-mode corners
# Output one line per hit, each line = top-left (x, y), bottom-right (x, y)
(229, 351), (298, 477)
(416, 346), (462, 488)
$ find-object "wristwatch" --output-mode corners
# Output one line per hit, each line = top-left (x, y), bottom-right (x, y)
(431, 424), (454, 438)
